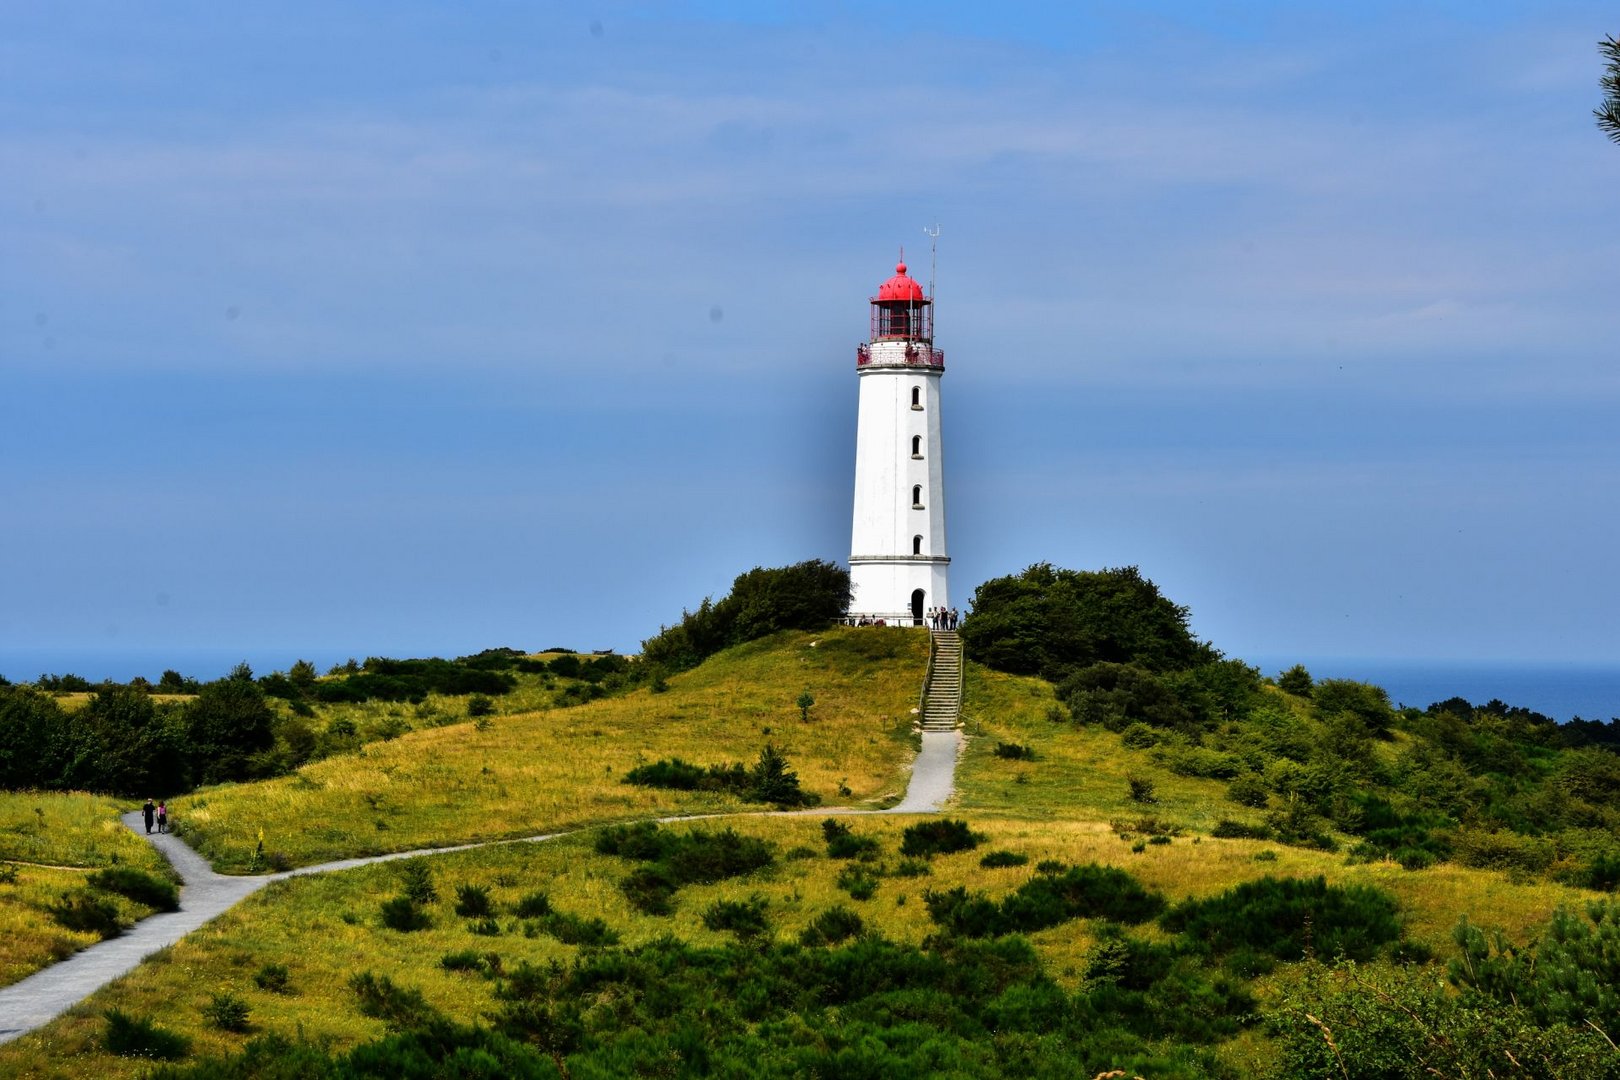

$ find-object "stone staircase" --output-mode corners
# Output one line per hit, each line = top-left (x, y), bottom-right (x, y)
(920, 630), (962, 731)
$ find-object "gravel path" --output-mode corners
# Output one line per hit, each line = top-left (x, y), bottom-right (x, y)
(0, 727), (961, 1045)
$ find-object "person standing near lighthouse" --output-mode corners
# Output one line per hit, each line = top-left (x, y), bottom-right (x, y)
(847, 255), (950, 626)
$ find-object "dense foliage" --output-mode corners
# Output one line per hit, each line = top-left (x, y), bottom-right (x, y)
(641, 560), (852, 673)
(1275, 903), (1620, 1078)
(146, 931), (1250, 1079)
(623, 745), (819, 808)
(960, 563), (1217, 682)
(594, 823), (777, 915)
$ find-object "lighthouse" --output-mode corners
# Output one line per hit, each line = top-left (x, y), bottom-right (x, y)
(848, 257), (949, 626)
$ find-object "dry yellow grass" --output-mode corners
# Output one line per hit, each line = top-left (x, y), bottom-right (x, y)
(174, 628), (928, 871)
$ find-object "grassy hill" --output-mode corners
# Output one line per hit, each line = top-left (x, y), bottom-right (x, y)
(1, 627), (1614, 1078)
(171, 628), (927, 872)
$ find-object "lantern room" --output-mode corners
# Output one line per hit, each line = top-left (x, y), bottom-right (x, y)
(870, 261), (933, 342)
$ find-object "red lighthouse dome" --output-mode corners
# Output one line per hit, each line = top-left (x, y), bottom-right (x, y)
(876, 261), (925, 302)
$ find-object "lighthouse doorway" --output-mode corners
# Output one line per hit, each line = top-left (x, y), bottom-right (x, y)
(910, 589), (925, 627)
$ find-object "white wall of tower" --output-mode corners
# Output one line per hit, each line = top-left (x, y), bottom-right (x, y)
(848, 339), (949, 622)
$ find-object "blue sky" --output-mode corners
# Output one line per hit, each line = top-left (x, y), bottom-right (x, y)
(3, 2), (1618, 680)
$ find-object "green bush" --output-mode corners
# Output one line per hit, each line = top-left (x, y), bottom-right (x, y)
(836, 865), (878, 900)
(48, 891), (122, 938)
(1162, 875), (1400, 962)
(349, 971), (438, 1030)
(398, 861), (437, 905)
(993, 742), (1034, 760)
(926, 865), (1166, 938)
(799, 905), (864, 946)
(1211, 819), (1272, 840)
(1225, 774), (1270, 808)
(379, 896), (432, 932)
(529, 911), (618, 947)
(440, 950), (487, 972)
(1127, 776), (1158, 804)
(512, 891), (552, 918)
(87, 866), (180, 913)
(252, 963), (291, 993)
(822, 818), (879, 859)
(201, 992), (251, 1033)
(701, 895), (771, 940)
(1451, 901), (1620, 1033)
(979, 850), (1029, 869)
(454, 884), (493, 918)
(104, 1008), (190, 1060)
(900, 818), (983, 858)
(466, 694), (495, 718)
(597, 824), (775, 914)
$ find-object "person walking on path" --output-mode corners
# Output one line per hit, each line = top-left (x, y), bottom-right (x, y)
(156, 801), (168, 834)
(142, 799), (155, 834)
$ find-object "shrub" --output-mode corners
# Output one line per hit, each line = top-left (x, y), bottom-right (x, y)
(1226, 774), (1271, 808)
(800, 905), (864, 946)
(900, 818), (983, 858)
(48, 891), (122, 938)
(454, 884), (494, 918)
(201, 992), (251, 1033)
(993, 742), (1034, 760)
(253, 963), (291, 993)
(466, 694), (495, 717)
(104, 1008), (190, 1060)
(702, 895), (771, 940)
(1211, 819), (1272, 840)
(822, 818), (879, 859)
(979, 851), (1029, 869)
(1451, 901), (1620, 1033)
(87, 867), (180, 913)
(890, 858), (931, 878)
(748, 743), (818, 808)
(379, 896), (431, 932)
(1162, 875), (1400, 962)
(926, 865), (1166, 937)
(513, 891), (552, 918)
(1127, 776), (1158, 804)
(468, 916), (502, 936)
(349, 971), (438, 1030)
(440, 950), (486, 972)
(837, 866), (879, 900)
(398, 861), (437, 905)
(598, 824), (775, 914)
(532, 911), (618, 947)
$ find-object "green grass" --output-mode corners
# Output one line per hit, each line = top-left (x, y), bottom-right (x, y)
(173, 628), (927, 872)
(956, 663), (1262, 834)
(0, 792), (176, 988)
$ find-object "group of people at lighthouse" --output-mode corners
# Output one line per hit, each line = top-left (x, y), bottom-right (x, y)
(929, 606), (959, 631)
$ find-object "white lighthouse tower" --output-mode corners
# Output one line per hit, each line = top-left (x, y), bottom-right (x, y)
(848, 257), (949, 626)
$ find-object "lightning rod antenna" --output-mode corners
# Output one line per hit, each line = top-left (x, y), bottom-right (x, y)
(923, 224), (941, 301)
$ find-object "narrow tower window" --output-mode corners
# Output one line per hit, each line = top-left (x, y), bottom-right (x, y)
(911, 386), (922, 409)
(912, 485), (923, 508)
(913, 535), (923, 555)
(911, 435), (922, 458)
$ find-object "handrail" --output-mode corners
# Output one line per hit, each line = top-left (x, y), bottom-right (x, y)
(918, 633), (937, 719)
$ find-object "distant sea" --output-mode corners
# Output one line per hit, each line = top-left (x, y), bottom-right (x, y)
(5, 647), (1617, 724)
(1246, 657), (1620, 723)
